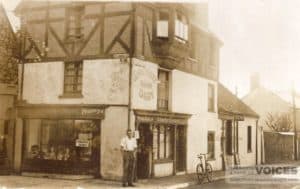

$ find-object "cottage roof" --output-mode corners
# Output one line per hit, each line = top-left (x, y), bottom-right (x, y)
(218, 83), (259, 118)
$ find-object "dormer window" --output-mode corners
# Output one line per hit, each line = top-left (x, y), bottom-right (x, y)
(157, 9), (169, 38)
(65, 6), (84, 41)
(175, 12), (188, 41)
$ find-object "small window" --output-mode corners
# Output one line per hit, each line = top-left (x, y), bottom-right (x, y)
(65, 6), (84, 41)
(247, 126), (252, 153)
(208, 84), (215, 112)
(175, 12), (188, 41)
(207, 131), (215, 160)
(64, 61), (83, 95)
(157, 9), (169, 38)
(158, 70), (169, 110)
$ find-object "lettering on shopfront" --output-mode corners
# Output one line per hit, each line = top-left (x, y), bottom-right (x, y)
(137, 116), (187, 125)
(81, 108), (104, 117)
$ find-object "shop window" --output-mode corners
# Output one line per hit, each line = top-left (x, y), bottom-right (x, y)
(175, 12), (188, 41)
(64, 61), (83, 95)
(23, 119), (100, 173)
(158, 70), (169, 110)
(247, 126), (252, 153)
(208, 83), (215, 112)
(65, 6), (84, 41)
(207, 131), (215, 160)
(156, 9), (169, 38)
(153, 125), (174, 160)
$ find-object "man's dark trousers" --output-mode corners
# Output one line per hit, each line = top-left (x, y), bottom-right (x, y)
(123, 151), (135, 185)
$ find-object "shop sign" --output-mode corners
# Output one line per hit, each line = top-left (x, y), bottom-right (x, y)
(75, 139), (90, 147)
(137, 116), (187, 125)
(81, 108), (104, 117)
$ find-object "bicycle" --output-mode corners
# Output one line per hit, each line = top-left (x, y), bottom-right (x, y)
(196, 153), (213, 184)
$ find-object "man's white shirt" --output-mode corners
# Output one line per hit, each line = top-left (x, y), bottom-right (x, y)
(120, 136), (137, 151)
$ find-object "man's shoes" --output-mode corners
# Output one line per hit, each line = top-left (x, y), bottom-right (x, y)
(128, 183), (135, 187)
(122, 183), (127, 187)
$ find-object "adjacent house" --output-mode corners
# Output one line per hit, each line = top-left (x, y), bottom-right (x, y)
(218, 84), (260, 169)
(13, 1), (223, 180)
(243, 74), (299, 163)
(0, 3), (18, 174)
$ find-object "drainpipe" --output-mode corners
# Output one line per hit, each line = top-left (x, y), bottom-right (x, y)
(128, 3), (136, 130)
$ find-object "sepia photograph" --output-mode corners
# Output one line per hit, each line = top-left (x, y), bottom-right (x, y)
(0, 0), (300, 188)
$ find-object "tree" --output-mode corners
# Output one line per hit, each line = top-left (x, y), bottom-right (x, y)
(0, 14), (19, 85)
(265, 112), (293, 132)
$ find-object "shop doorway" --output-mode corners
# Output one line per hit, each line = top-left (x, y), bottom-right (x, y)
(176, 125), (186, 172)
(136, 123), (152, 179)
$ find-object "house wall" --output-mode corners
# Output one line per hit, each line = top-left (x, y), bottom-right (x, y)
(171, 70), (222, 172)
(243, 88), (291, 132)
(238, 117), (257, 167)
(101, 106), (128, 180)
(22, 59), (129, 105)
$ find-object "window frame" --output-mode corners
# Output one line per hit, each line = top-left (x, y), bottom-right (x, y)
(174, 10), (188, 42)
(208, 83), (215, 112)
(157, 69), (170, 111)
(62, 61), (83, 97)
(247, 126), (252, 153)
(156, 8), (170, 38)
(153, 124), (174, 161)
(207, 131), (215, 160)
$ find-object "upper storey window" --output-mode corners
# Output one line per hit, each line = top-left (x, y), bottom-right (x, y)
(175, 12), (188, 41)
(65, 6), (84, 41)
(157, 9), (169, 38)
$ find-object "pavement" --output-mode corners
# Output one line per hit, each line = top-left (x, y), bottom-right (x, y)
(2, 161), (300, 189)
(0, 170), (226, 189)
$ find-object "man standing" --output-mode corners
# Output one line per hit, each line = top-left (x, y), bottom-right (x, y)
(120, 129), (137, 187)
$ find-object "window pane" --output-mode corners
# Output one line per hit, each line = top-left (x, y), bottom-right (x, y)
(64, 61), (83, 94)
(153, 126), (158, 160)
(207, 132), (215, 159)
(159, 126), (165, 159)
(166, 126), (173, 158)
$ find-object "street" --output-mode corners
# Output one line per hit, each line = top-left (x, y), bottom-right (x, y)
(187, 178), (299, 189)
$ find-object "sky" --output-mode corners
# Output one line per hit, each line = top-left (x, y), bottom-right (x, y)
(2, 0), (300, 97)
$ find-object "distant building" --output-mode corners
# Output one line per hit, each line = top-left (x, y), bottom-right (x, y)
(0, 3), (18, 174)
(218, 84), (260, 169)
(243, 74), (299, 163)
(14, 1), (223, 180)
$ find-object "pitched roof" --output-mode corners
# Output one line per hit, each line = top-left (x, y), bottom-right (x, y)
(218, 83), (259, 118)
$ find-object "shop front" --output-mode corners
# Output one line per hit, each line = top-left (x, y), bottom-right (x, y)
(17, 104), (106, 176)
(134, 110), (191, 178)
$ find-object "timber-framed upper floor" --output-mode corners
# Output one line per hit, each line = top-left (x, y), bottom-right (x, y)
(15, 1), (221, 81)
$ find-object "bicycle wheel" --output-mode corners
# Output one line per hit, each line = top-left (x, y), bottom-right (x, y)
(206, 163), (213, 182)
(196, 164), (204, 184)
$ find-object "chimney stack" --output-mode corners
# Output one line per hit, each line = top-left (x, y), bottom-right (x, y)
(250, 73), (260, 91)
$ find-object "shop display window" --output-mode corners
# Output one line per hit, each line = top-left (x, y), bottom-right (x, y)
(24, 119), (99, 163)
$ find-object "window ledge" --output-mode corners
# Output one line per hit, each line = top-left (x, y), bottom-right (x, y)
(59, 93), (84, 99)
(247, 150), (252, 153)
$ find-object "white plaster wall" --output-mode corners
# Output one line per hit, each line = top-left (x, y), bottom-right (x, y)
(238, 117), (257, 167)
(131, 58), (158, 110)
(23, 59), (129, 105)
(171, 70), (217, 114)
(171, 70), (221, 172)
(101, 106), (128, 180)
(154, 162), (173, 177)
